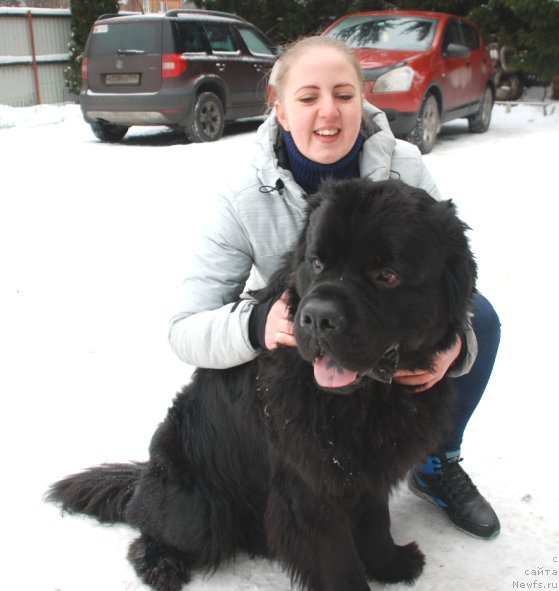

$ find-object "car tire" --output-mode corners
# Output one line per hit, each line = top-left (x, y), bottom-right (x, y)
(468, 86), (494, 133)
(500, 45), (517, 74)
(186, 92), (225, 143)
(404, 93), (439, 154)
(90, 122), (129, 142)
(495, 73), (523, 101)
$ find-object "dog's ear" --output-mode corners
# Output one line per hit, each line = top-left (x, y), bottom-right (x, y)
(436, 200), (478, 332)
(251, 192), (325, 314)
(250, 251), (300, 318)
(251, 253), (294, 302)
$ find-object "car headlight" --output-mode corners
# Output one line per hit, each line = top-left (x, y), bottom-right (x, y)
(373, 66), (415, 93)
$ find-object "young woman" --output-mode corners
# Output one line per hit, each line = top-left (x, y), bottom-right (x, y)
(169, 36), (500, 539)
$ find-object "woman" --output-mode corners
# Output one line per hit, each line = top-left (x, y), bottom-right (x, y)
(169, 36), (500, 539)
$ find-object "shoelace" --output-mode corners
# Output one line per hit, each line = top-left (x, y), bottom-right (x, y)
(438, 457), (480, 505)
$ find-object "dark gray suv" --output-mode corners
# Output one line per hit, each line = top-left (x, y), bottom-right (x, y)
(80, 9), (278, 142)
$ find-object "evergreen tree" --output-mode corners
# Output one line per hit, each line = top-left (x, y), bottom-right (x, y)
(203, 0), (557, 81)
(471, 0), (559, 81)
(514, 0), (559, 81)
(382, 0), (472, 14)
(201, 0), (300, 42)
(65, 0), (119, 95)
(200, 0), (394, 43)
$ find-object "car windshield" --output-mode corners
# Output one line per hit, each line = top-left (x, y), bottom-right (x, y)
(327, 16), (437, 51)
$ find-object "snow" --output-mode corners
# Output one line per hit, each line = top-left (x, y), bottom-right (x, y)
(0, 7), (71, 16)
(0, 54), (70, 65)
(1, 90), (558, 591)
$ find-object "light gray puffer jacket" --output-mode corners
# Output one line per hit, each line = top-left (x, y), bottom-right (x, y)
(168, 103), (477, 374)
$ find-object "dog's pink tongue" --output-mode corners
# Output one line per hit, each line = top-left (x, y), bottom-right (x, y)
(313, 355), (358, 388)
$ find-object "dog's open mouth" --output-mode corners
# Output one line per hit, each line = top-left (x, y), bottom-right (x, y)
(313, 344), (400, 392)
(313, 354), (359, 389)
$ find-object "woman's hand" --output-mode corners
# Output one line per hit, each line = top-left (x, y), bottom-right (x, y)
(264, 293), (296, 350)
(393, 335), (462, 392)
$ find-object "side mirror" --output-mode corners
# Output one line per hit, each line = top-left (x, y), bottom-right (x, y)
(445, 43), (471, 59)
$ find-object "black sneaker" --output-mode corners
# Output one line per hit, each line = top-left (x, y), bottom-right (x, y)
(408, 453), (500, 539)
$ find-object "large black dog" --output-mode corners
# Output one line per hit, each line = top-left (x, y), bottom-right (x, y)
(47, 178), (477, 591)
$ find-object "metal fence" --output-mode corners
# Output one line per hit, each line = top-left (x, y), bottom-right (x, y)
(0, 7), (76, 107)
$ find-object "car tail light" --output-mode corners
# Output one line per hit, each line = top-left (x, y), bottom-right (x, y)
(81, 57), (88, 81)
(162, 54), (188, 78)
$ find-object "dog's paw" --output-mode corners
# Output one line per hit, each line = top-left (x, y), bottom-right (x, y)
(128, 536), (191, 591)
(370, 541), (425, 584)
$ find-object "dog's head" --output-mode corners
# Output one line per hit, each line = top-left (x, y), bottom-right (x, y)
(283, 178), (477, 393)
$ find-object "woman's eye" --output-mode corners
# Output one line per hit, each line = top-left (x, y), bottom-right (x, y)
(372, 268), (399, 286)
(299, 95), (317, 104)
(311, 257), (324, 274)
(337, 94), (354, 101)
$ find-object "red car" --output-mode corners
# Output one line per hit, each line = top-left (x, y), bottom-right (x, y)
(323, 10), (495, 153)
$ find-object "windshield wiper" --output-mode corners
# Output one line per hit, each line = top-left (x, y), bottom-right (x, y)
(117, 49), (145, 55)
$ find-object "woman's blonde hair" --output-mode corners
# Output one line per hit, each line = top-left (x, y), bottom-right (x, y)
(269, 35), (364, 105)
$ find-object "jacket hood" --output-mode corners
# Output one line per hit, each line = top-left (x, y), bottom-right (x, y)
(253, 102), (397, 194)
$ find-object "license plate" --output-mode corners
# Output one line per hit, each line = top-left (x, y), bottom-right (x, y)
(105, 73), (140, 86)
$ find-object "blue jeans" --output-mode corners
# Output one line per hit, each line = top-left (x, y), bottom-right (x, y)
(442, 293), (501, 452)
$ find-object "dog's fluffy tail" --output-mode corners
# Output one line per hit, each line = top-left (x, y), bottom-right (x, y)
(45, 462), (145, 524)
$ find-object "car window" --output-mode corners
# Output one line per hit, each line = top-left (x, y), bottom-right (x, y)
(237, 27), (275, 56)
(327, 16), (437, 51)
(460, 23), (480, 51)
(204, 23), (238, 53)
(172, 21), (206, 53)
(442, 20), (463, 53)
(89, 22), (162, 55)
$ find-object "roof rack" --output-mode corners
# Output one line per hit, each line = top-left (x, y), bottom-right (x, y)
(97, 12), (141, 21)
(165, 8), (247, 23)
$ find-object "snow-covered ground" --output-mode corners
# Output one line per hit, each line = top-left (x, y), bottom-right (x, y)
(1, 90), (558, 591)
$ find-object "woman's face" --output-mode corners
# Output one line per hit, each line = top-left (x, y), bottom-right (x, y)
(275, 46), (363, 165)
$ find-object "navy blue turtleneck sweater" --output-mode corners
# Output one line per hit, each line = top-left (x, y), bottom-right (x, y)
(281, 128), (364, 195)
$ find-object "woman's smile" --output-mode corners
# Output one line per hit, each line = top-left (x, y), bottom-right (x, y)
(315, 128), (340, 138)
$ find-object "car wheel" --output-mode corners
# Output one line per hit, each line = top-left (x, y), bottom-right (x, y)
(404, 93), (439, 154)
(90, 122), (129, 142)
(500, 45), (517, 74)
(494, 73), (523, 101)
(186, 92), (225, 143)
(468, 86), (494, 133)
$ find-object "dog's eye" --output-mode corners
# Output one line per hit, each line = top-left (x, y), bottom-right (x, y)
(372, 268), (399, 286)
(311, 257), (324, 274)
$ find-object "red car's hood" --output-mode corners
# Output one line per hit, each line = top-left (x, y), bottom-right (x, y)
(352, 48), (424, 69)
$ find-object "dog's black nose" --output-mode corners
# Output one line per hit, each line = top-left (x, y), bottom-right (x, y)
(300, 299), (341, 335)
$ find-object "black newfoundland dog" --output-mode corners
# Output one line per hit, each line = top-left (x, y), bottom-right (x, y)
(47, 178), (476, 591)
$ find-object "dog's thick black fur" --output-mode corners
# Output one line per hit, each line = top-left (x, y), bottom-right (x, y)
(47, 178), (477, 591)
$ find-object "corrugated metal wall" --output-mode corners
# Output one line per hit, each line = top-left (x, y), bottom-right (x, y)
(0, 8), (75, 106)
